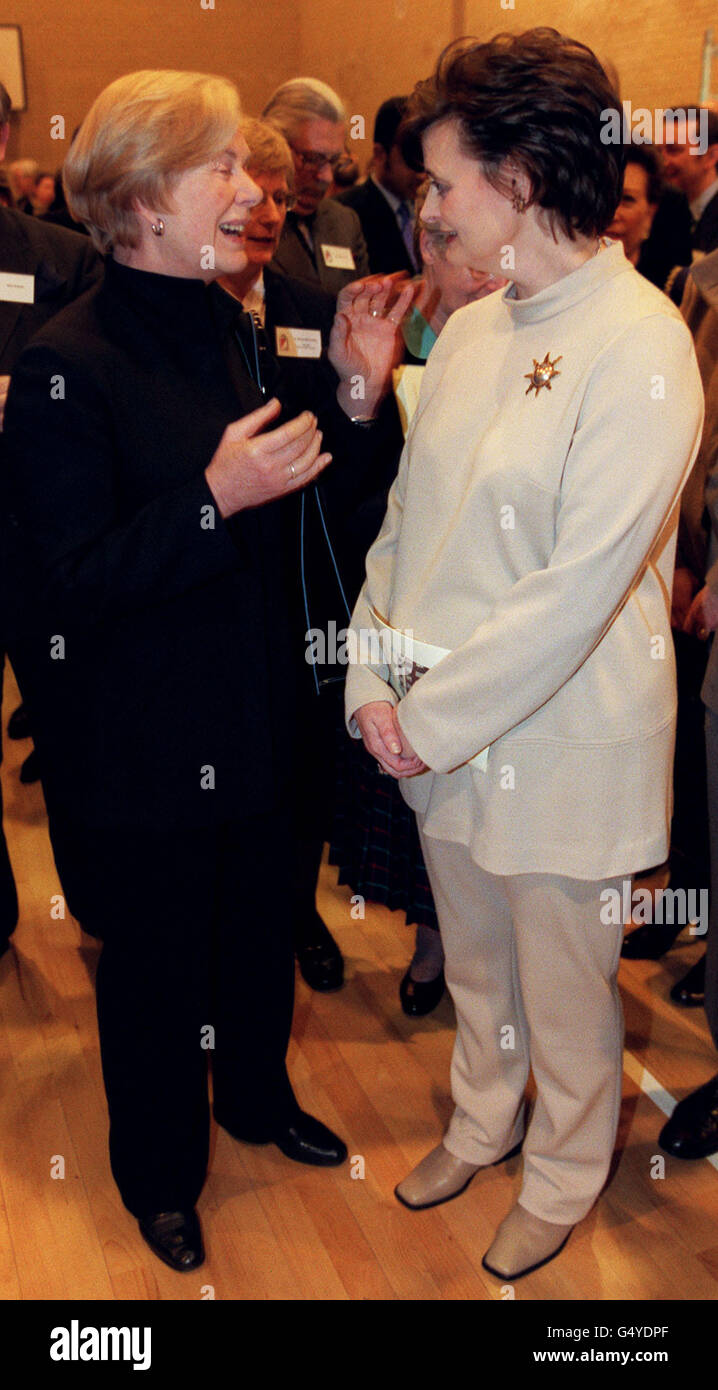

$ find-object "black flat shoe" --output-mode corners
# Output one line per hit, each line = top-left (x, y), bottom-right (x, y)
(274, 1111), (348, 1166)
(670, 953), (706, 1006)
(621, 921), (684, 959)
(19, 749), (41, 785)
(7, 704), (31, 740)
(659, 1073), (718, 1159)
(138, 1209), (204, 1271)
(399, 967), (445, 1017)
(295, 915), (344, 992)
(216, 1106), (348, 1166)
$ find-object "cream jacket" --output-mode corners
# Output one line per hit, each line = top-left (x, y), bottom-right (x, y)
(345, 244), (704, 878)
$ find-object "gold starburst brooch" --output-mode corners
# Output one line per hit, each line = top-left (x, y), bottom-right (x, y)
(524, 352), (562, 396)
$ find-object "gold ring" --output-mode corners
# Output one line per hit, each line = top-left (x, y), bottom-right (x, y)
(289, 463), (296, 479)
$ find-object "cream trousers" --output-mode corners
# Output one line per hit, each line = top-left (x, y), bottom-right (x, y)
(418, 823), (625, 1225)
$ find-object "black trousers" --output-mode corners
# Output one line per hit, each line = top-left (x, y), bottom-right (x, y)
(89, 809), (297, 1218)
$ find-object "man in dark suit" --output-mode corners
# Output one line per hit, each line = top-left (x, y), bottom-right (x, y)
(336, 97), (423, 276)
(219, 116), (403, 993)
(263, 78), (368, 295)
(0, 80), (102, 956)
(662, 106), (718, 303)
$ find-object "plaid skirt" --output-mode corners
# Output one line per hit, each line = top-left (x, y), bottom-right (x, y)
(329, 717), (439, 931)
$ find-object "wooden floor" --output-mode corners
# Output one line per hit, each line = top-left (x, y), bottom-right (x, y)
(1, 663), (717, 1302)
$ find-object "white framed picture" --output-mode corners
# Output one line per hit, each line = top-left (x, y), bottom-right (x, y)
(0, 26), (26, 112)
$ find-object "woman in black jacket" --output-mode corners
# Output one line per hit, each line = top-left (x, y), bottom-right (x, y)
(3, 69), (407, 1272)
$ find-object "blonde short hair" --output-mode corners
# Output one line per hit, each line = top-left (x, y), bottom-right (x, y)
(239, 117), (294, 185)
(64, 70), (241, 253)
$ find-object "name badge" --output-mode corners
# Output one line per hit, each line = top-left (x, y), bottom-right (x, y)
(0, 271), (35, 304)
(275, 326), (323, 359)
(321, 243), (356, 270)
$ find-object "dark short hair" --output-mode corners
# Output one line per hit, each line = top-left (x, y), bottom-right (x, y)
(402, 28), (625, 240)
(374, 96), (408, 153)
(623, 144), (662, 206)
(0, 81), (11, 125)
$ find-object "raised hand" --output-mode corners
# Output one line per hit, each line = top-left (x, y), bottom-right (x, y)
(330, 273), (417, 418)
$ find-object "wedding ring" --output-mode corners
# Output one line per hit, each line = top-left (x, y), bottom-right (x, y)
(370, 307), (381, 318)
(289, 462), (296, 479)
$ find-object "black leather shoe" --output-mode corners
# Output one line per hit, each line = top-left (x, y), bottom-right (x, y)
(295, 915), (344, 992)
(399, 967), (445, 1017)
(274, 1111), (348, 1166)
(659, 1074), (718, 1159)
(138, 1209), (204, 1271)
(216, 1107), (348, 1166)
(7, 704), (31, 740)
(670, 952), (706, 1006)
(621, 921), (684, 959)
(19, 750), (40, 785)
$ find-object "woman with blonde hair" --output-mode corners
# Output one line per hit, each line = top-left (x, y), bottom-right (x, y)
(3, 69), (405, 1272)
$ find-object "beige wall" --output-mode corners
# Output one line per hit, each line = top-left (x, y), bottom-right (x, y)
(4, 0), (717, 173)
(295, 0), (463, 170)
(4, 0), (301, 167)
(464, 0), (716, 110)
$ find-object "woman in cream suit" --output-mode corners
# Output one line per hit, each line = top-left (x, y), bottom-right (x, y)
(345, 29), (705, 1280)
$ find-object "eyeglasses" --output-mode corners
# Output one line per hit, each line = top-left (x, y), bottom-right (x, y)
(254, 188), (296, 211)
(290, 146), (344, 174)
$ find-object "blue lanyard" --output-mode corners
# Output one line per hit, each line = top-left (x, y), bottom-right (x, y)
(233, 310), (266, 394)
(301, 487), (352, 695)
(234, 306), (351, 695)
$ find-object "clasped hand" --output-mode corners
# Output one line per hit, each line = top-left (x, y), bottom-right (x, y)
(683, 583), (718, 640)
(353, 700), (428, 778)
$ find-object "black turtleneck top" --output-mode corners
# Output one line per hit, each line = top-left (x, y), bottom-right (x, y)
(2, 255), (302, 830)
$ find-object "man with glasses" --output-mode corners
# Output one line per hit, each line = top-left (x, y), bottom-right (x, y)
(262, 78), (368, 296)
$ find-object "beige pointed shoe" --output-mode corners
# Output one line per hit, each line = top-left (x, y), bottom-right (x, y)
(482, 1203), (573, 1279)
(395, 1143), (481, 1210)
